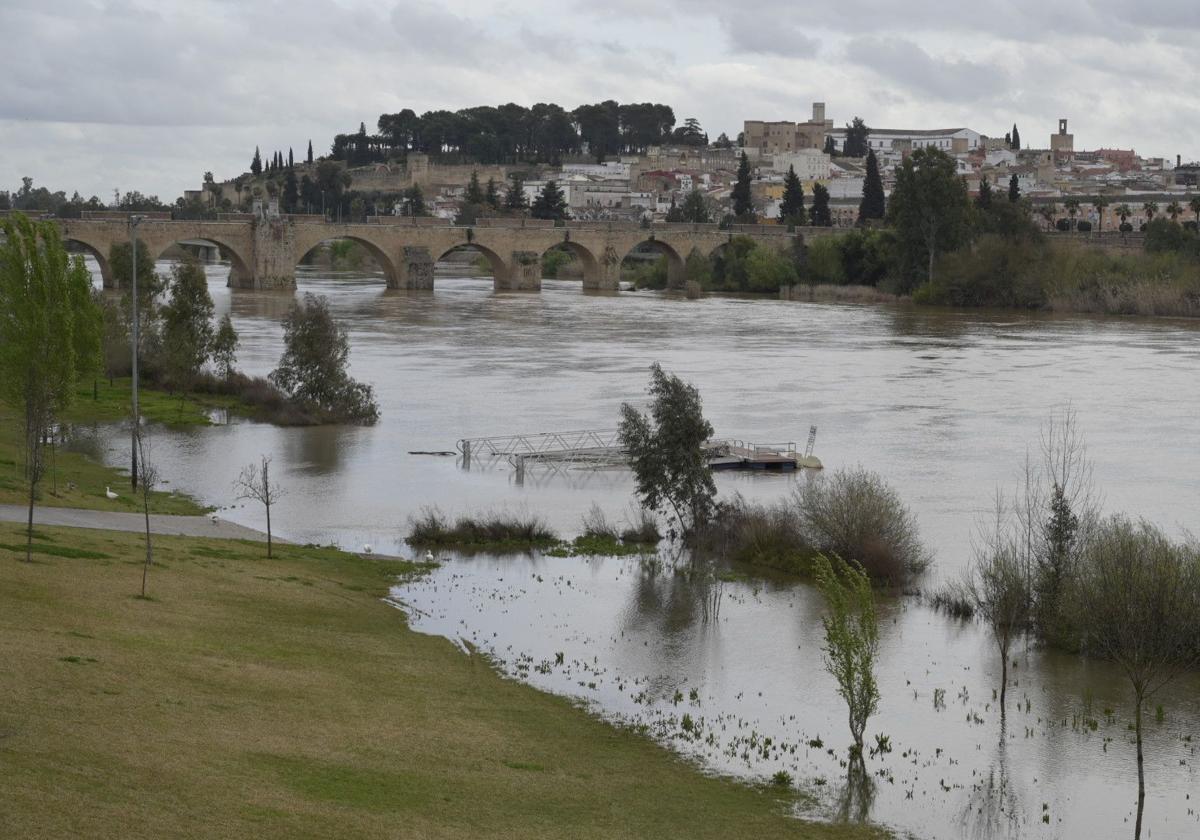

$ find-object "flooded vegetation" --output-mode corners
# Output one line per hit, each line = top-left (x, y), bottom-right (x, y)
(81, 256), (1200, 838)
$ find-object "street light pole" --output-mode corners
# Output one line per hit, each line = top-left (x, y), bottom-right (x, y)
(129, 214), (145, 490)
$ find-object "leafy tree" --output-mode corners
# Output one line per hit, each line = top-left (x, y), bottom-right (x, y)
(211, 314), (238, 379)
(731, 152), (754, 220)
(886, 147), (971, 290)
(160, 256), (215, 390)
(1191, 197), (1200, 226)
(109, 241), (163, 357)
(1072, 518), (1200, 840)
(843, 117), (870, 158)
(251, 146), (262, 176)
(713, 132), (734, 149)
(779, 165), (806, 226)
(813, 553), (880, 758)
(664, 196), (682, 222)
(349, 196), (367, 222)
(744, 244), (798, 292)
(269, 293), (379, 424)
(810, 183), (833, 227)
(683, 249), (712, 288)
(485, 177), (501, 210)
(858, 150), (885, 222)
(0, 214), (101, 560)
(530, 180), (569, 221)
(1008, 174), (1021, 202)
(618, 363), (715, 537)
(976, 176), (993, 210)
(97, 291), (130, 383)
(679, 188), (711, 223)
(234, 456), (286, 558)
(504, 174), (528, 212)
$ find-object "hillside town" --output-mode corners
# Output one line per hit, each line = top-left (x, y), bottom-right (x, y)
(177, 102), (1200, 232)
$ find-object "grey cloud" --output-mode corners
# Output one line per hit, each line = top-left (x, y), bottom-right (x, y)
(844, 37), (1010, 105)
(719, 14), (819, 56)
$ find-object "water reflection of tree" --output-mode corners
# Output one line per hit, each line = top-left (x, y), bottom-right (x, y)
(834, 758), (876, 824)
(958, 725), (1023, 840)
(284, 424), (354, 474)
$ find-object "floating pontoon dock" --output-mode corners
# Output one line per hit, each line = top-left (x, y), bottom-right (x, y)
(456, 426), (822, 475)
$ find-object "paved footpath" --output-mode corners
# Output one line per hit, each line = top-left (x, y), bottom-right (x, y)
(0, 504), (270, 542)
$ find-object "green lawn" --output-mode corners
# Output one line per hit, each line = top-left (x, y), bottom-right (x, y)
(0, 524), (886, 839)
(62, 376), (241, 427)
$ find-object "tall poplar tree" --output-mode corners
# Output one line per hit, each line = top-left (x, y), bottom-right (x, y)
(0, 214), (101, 560)
(251, 146), (262, 175)
(306, 140), (313, 164)
(858, 149), (886, 223)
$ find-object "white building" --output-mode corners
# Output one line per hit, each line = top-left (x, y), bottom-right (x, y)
(828, 127), (983, 156)
(559, 161), (632, 180)
(767, 148), (831, 180)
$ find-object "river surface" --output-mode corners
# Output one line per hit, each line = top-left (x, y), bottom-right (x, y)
(83, 258), (1200, 839)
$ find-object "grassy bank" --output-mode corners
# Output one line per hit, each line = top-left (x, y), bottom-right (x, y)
(0, 402), (205, 515)
(0, 523), (881, 839)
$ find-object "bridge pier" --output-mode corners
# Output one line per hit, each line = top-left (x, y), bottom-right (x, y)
(497, 251), (541, 291)
(250, 220), (298, 290)
(582, 245), (622, 292)
(393, 246), (435, 290)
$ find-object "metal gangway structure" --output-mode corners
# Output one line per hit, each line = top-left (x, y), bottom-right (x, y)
(457, 428), (821, 480)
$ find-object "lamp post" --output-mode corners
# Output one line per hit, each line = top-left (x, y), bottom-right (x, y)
(128, 214), (145, 490)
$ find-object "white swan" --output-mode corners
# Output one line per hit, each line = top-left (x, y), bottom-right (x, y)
(105, 486), (118, 500)
(424, 550), (434, 562)
(362, 544), (373, 555)
(209, 513), (219, 523)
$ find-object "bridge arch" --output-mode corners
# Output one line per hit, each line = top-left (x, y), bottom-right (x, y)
(540, 240), (600, 288)
(149, 236), (254, 289)
(292, 235), (399, 287)
(63, 237), (115, 288)
(620, 237), (685, 289)
(435, 243), (510, 290)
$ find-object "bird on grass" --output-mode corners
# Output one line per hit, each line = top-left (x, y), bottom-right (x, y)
(105, 486), (118, 500)
(209, 513), (219, 523)
(362, 544), (373, 555)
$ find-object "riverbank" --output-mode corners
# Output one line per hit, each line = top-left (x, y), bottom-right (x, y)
(0, 522), (882, 839)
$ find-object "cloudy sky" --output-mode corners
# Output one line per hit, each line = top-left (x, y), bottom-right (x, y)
(3, 0), (1197, 201)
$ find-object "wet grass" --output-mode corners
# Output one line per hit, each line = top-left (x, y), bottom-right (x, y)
(0, 402), (206, 515)
(0, 521), (883, 839)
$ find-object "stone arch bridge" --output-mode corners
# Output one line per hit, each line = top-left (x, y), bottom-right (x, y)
(56, 216), (842, 292)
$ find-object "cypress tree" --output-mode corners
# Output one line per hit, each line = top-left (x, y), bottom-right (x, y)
(858, 150), (886, 223)
(810, 183), (832, 226)
(465, 170), (484, 205)
(1011, 124), (1021, 150)
(251, 147), (262, 176)
(288, 147), (294, 169)
(485, 177), (501, 210)
(307, 140), (313, 164)
(731, 152), (754, 220)
(976, 175), (992, 210)
(779, 165), (806, 225)
(1008, 173), (1021, 202)
(504, 174), (528, 212)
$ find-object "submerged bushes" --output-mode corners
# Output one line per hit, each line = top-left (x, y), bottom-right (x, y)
(407, 508), (557, 549)
(693, 467), (929, 585)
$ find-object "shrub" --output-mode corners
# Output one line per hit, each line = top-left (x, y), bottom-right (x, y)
(691, 495), (812, 574)
(796, 468), (930, 584)
(1119, 222), (1133, 232)
(1055, 218), (1070, 231)
(1076, 220), (1092, 232)
(620, 508), (662, 545)
(406, 507), (557, 548)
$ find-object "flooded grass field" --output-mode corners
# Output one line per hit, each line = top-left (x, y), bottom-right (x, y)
(84, 258), (1200, 837)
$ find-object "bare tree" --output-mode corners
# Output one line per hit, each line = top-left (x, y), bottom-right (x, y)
(234, 456), (285, 557)
(967, 493), (1031, 712)
(135, 429), (159, 598)
(1072, 517), (1200, 840)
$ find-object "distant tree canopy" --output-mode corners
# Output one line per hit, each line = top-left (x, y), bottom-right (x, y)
(327, 101), (682, 167)
(843, 117), (870, 158)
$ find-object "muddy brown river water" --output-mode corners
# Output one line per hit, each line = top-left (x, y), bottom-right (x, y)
(85, 259), (1200, 838)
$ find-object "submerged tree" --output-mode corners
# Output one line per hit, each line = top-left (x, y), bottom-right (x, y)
(0, 214), (101, 560)
(211, 314), (239, 379)
(618, 363), (715, 538)
(813, 553), (880, 759)
(234, 456), (286, 558)
(269, 293), (379, 424)
(1072, 518), (1200, 840)
(968, 495), (1031, 712)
